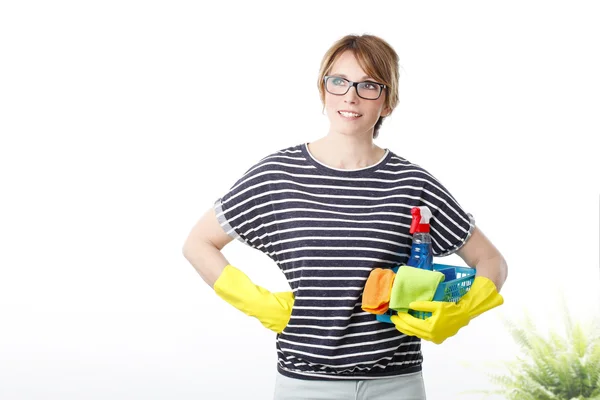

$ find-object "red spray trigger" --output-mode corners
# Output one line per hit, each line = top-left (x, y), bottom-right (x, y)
(409, 207), (421, 234)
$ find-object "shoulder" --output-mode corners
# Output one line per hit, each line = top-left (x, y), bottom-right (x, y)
(237, 143), (305, 181)
(255, 143), (305, 166)
(384, 149), (439, 183)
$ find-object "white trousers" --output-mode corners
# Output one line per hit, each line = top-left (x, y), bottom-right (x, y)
(273, 371), (426, 400)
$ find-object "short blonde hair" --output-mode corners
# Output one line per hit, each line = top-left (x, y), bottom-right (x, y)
(317, 34), (400, 139)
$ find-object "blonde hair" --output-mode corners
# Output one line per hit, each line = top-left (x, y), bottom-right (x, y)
(317, 34), (400, 139)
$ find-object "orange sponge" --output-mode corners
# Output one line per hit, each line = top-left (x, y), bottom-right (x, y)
(361, 268), (396, 314)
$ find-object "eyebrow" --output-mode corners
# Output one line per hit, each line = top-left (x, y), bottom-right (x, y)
(331, 73), (376, 81)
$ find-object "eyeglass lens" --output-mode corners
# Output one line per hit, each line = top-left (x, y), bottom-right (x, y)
(325, 77), (382, 99)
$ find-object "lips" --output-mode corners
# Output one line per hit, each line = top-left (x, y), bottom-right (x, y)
(338, 110), (362, 118)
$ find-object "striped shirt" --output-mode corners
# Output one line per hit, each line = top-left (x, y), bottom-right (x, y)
(214, 142), (475, 381)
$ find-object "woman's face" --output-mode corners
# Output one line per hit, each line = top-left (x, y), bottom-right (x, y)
(324, 50), (390, 138)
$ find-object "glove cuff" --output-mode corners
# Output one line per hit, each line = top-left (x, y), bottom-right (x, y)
(213, 264), (265, 316)
(214, 265), (294, 333)
(463, 276), (504, 319)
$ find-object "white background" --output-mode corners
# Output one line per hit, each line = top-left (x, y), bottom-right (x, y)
(1, 1), (599, 399)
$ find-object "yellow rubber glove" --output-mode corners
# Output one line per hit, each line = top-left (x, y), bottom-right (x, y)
(213, 264), (294, 333)
(390, 276), (504, 344)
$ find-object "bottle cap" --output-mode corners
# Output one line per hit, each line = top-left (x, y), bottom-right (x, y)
(409, 206), (432, 234)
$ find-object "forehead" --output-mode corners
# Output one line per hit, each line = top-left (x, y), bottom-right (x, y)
(329, 50), (371, 80)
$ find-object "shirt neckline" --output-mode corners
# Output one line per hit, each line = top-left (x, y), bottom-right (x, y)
(301, 142), (391, 176)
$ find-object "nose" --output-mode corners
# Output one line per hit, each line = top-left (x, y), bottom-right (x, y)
(344, 84), (359, 103)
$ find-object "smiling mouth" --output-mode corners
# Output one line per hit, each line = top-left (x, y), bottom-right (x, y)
(338, 111), (362, 118)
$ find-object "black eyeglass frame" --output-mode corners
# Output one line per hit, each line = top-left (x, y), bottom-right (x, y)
(323, 75), (387, 100)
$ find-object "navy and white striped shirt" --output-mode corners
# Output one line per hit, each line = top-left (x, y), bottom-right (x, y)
(214, 143), (475, 380)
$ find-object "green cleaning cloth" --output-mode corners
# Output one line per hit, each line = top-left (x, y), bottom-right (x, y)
(389, 265), (445, 313)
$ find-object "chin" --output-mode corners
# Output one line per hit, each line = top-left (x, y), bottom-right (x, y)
(331, 125), (373, 137)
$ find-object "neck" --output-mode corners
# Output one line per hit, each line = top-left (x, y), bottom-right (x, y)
(307, 134), (385, 170)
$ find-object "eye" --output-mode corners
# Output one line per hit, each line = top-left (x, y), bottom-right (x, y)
(362, 82), (378, 90)
(331, 77), (347, 86)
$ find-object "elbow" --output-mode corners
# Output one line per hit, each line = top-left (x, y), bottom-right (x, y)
(182, 243), (191, 260)
(182, 237), (214, 260)
(182, 240), (200, 261)
(182, 236), (191, 259)
(491, 253), (508, 291)
(500, 255), (508, 285)
(182, 237), (199, 261)
(489, 247), (508, 286)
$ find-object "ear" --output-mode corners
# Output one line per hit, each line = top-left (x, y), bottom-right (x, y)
(380, 105), (392, 118)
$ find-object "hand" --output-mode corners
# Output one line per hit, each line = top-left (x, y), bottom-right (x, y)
(391, 300), (469, 344)
(214, 265), (294, 333)
(391, 276), (504, 344)
(267, 291), (295, 333)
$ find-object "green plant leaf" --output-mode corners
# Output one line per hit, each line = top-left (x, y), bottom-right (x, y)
(477, 299), (600, 399)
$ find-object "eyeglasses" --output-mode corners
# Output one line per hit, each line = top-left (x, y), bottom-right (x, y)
(323, 75), (387, 100)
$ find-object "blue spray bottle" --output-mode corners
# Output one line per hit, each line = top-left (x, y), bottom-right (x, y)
(406, 206), (433, 270)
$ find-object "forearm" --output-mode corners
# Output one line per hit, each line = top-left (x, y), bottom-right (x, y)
(474, 255), (508, 292)
(182, 241), (229, 288)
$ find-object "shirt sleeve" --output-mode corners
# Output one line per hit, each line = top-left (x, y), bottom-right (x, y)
(213, 159), (271, 250)
(418, 170), (475, 257)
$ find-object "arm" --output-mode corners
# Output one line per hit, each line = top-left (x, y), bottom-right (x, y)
(182, 207), (234, 288)
(182, 206), (294, 333)
(456, 226), (508, 292)
(391, 225), (506, 344)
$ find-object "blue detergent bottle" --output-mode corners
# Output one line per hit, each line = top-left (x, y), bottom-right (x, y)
(406, 206), (433, 270)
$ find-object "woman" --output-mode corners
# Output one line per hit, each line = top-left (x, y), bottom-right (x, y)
(183, 34), (507, 400)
